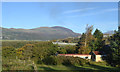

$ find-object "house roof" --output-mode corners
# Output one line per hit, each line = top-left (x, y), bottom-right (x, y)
(58, 54), (90, 56)
(58, 51), (102, 56)
(93, 51), (101, 55)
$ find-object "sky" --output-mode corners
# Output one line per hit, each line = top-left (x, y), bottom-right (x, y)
(2, 2), (118, 33)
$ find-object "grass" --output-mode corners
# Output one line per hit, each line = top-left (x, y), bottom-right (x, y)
(2, 58), (34, 70)
(37, 65), (120, 70)
(2, 58), (120, 71)
(37, 62), (120, 71)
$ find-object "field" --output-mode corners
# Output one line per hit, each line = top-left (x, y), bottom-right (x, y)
(2, 58), (120, 71)
(37, 62), (120, 71)
(1, 40), (120, 71)
(2, 57), (120, 71)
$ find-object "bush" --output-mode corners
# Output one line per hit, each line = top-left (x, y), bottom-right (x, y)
(43, 56), (57, 65)
(37, 59), (43, 64)
(42, 55), (88, 66)
(61, 56), (87, 66)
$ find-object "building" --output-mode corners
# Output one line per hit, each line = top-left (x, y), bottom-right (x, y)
(58, 54), (91, 59)
(58, 51), (105, 62)
(89, 51), (104, 62)
(103, 34), (112, 38)
(52, 42), (77, 45)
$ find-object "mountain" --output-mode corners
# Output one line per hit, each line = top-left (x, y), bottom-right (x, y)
(2, 26), (81, 40)
(104, 30), (115, 35)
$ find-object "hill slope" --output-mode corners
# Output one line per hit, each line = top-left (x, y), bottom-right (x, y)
(2, 26), (81, 40)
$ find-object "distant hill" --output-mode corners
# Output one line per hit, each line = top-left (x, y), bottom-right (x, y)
(104, 30), (115, 35)
(2, 26), (81, 40)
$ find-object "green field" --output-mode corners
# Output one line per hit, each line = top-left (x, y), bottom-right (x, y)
(37, 64), (120, 71)
(2, 57), (120, 71)
(37, 60), (120, 71)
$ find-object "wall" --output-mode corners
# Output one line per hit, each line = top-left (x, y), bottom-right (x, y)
(96, 55), (102, 62)
(58, 54), (91, 59)
(58, 54), (104, 62)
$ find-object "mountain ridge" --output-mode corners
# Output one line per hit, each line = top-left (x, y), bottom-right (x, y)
(104, 30), (115, 35)
(2, 26), (81, 40)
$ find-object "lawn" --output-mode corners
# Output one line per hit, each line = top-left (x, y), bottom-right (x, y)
(37, 62), (120, 71)
(3, 58), (120, 71)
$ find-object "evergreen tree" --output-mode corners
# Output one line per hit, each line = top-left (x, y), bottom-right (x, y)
(93, 29), (103, 40)
(90, 29), (104, 50)
(109, 31), (120, 67)
(76, 33), (88, 54)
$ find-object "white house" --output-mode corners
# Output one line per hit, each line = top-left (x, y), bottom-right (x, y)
(58, 51), (105, 62)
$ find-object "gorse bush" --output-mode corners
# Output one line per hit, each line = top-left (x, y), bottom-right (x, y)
(60, 56), (87, 66)
(42, 56), (57, 65)
(2, 41), (59, 69)
(2, 46), (16, 59)
(41, 55), (88, 66)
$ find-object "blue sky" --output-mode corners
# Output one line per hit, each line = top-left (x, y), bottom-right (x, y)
(2, 2), (118, 33)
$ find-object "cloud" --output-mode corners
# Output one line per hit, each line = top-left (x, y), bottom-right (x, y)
(67, 8), (118, 17)
(63, 8), (95, 14)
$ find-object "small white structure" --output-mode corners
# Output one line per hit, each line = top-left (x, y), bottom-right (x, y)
(58, 54), (91, 59)
(52, 42), (77, 45)
(103, 34), (112, 38)
(58, 51), (104, 62)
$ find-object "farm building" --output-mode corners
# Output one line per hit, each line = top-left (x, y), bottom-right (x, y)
(58, 51), (105, 62)
(89, 51), (104, 62)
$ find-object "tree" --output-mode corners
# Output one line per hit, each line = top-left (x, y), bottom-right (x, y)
(90, 29), (105, 50)
(85, 25), (94, 48)
(66, 46), (76, 54)
(93, 29), (103, 40)
(76, 33), (87, 54)
(109, 31), (120, 67)
(76, 25), (94, 54)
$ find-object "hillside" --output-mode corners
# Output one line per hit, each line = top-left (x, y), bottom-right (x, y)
(2, 26), (81, 40)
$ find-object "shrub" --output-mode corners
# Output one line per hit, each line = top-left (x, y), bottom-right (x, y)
(42, 55), (88, 66)
(37, 59), (43, 64)
(43, 56), (57, 65)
